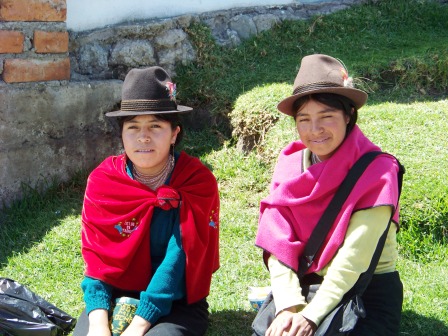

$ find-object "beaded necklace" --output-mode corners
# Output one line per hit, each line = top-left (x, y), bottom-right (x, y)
(132, 155), (175, 190)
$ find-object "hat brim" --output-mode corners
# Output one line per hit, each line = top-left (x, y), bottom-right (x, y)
(277, 87), (368, 116)
(105, 104), (193, 117)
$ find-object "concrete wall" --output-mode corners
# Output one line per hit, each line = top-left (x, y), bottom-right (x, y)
(0, 80), (122, 207)
(66, 0), (297, 32)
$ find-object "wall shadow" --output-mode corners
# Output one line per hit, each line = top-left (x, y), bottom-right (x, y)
(207, 310), (257, 336)
(178, 121), (229, 171)
(400, 310), (448, 336)
(0, 181), (84, 268)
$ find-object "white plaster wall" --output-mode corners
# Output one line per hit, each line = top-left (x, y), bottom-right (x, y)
(67, 0), (295, 32)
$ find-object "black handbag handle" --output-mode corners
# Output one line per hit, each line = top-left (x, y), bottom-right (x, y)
(297, 151), (405, 279)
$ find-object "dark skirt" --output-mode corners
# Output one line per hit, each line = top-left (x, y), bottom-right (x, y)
(351, 271), (403, 335)
(72, 297), (209, 336)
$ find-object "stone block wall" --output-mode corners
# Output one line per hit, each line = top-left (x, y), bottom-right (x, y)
(0, 0), (70, 83)
(69, 1), (364, 81)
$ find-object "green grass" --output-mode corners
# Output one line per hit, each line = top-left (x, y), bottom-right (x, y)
(1, 0), (447, 335)
(360, 101), (448, 256)
(177, 0), (448, 120)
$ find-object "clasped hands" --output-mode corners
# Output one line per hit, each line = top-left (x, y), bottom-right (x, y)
(87, 310), (151, 336)
(266, 308), (317, 336)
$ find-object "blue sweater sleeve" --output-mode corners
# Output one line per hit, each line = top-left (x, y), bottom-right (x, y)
(81, 217), (186, 322)
(81, 276), (113, 314)
(136, 210), (186, 324)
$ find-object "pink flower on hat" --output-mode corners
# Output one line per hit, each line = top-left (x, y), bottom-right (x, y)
(166, 82), (177, 101)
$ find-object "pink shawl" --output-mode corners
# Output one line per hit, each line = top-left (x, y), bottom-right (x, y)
(256, 125), (400, 273)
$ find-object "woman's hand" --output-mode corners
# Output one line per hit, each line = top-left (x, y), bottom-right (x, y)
(87, 309), (111, 336)
(120, 315), (151, 336)
(266, 309), (317, 336)
(87, 324), (111, 336)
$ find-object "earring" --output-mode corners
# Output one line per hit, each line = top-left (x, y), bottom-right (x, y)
(170, 143), (175, 165)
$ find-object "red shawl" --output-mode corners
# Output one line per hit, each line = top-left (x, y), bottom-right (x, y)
(81, 152), (220, 304)
(256, 125), (400, 273)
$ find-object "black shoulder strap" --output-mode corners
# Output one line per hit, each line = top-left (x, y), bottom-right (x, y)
(297, 151), (404, 279)
(353, 156), (404, 295)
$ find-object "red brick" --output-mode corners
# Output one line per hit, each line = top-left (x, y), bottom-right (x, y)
(34, 31), (68, 53)
(3, 58), (70, 83)
(0, 0), (67, 22)
(0, 30), (24, 53)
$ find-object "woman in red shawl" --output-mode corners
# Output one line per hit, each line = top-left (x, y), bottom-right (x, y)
(73, 66), (219, 336)
(254, 55), (403, 336)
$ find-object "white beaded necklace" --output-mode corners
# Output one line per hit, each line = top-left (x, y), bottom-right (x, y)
(132, 155), (175, 190)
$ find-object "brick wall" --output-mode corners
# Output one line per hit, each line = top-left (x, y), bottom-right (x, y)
(0, 0), (70, 83)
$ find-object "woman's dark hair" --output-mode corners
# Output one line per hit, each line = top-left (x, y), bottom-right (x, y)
(291, 93), (358, 135)
(117, 113), (184, 147)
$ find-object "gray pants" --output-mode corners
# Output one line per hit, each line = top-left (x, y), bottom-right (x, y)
(72, 298), (209, 336)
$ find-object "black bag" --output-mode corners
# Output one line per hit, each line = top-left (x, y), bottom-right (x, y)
(0, 277), (76, 336)
(314, 294), (365, 336)
(251, 291), (276, 336)
(252, 152), (405, 336)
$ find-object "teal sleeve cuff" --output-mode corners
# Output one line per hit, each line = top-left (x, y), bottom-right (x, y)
(81, 276), (113, 314)
(135, 295), (162, 324)
(137, 209), (186, 324)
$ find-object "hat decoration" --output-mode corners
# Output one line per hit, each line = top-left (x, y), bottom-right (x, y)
(166, 82), (177, 101)
(340, 67), (353, 88)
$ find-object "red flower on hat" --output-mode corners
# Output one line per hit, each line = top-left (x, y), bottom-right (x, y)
(166, 82), (177, 101)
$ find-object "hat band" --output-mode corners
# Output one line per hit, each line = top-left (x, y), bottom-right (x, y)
(293, 82), (344, 95)
(121, 99), (177, 112)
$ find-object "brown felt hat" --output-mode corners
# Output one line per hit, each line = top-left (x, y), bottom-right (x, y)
(106, 66), (192, 117)
(277, 54), (368, 116)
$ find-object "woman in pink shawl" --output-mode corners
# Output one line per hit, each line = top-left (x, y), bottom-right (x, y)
(254, 54), (403, 336)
